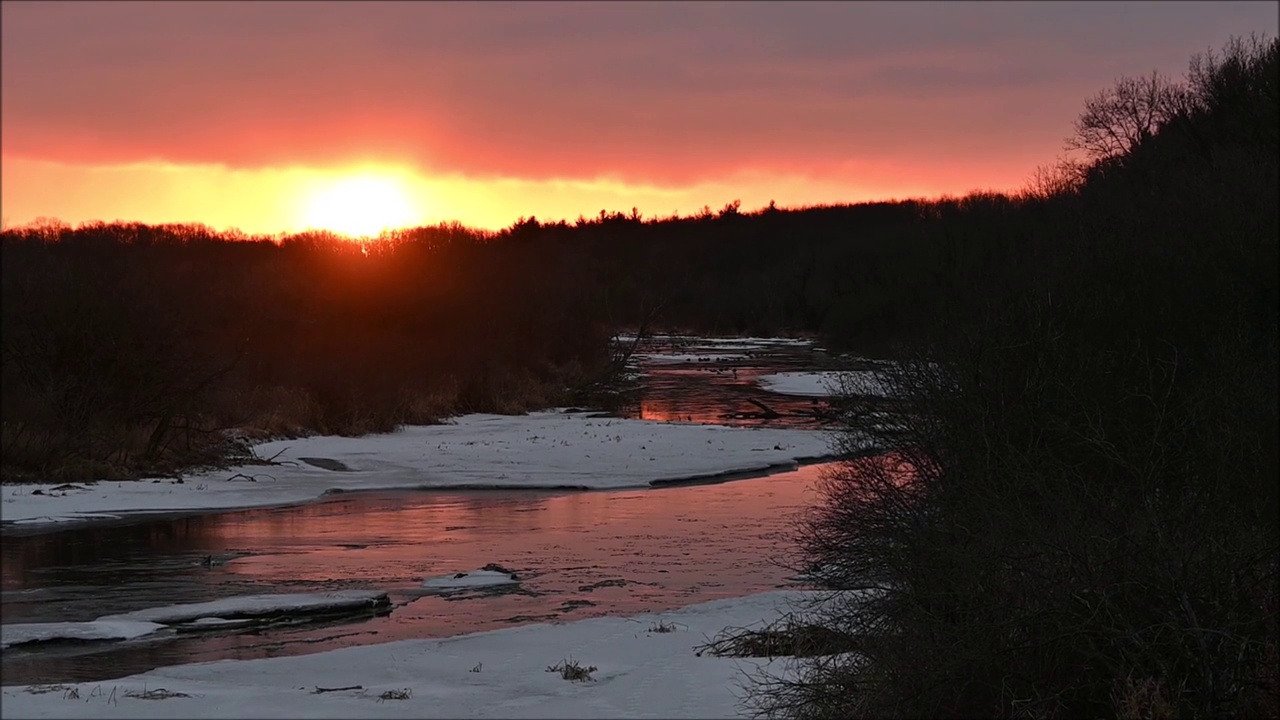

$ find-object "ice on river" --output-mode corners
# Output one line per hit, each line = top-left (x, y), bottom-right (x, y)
(757, 370), (894, 398)
(631, 352), (748, 365)
(616, 332), (814, 345)
(1, 591), (389, 651)
(95, 590), (390, 626)
(0, 620), (167, 650)
(0, 590), (817, 719)
(1, 410), (838, 528)
(421, 569), (520, 594)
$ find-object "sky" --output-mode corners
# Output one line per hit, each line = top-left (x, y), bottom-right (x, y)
(2, 1), (1276, 235)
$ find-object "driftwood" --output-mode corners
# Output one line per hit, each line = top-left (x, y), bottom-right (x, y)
(746, 398), (782, 418)
(312, 685), (363, 694)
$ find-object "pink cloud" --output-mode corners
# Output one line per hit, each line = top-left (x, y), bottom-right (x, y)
(3, 2), (1275, 188)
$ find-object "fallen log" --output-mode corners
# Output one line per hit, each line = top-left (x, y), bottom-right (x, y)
(313, 685), (364, 694)
(746, 398), (781, 419)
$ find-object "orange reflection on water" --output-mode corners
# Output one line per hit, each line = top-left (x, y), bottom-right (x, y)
(2, 463), (861, 683)
(637, 398), (728, 424)
(218, 469), (829, 585)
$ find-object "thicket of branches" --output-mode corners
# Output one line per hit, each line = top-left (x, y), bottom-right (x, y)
(754, 35), (1278, 719)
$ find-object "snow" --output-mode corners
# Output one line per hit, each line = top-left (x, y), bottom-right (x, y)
(421, 569), (520, 594)
(616, 333), (813, 347)
(0, 590), (816, 719)
(0, 621), (167, 650)
(631, 352), (747, 365)
(757, 371), (842, 397)
(95, 591), (390, 626)
(1, 411), (836, 528)
(757, 370), (893, 398)
(185, 618), (257, 629)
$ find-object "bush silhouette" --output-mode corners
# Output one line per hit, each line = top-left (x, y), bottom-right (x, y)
(749, 36), (1278, 719)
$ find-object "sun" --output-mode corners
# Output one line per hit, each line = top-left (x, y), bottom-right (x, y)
(301, 174), (419, 237)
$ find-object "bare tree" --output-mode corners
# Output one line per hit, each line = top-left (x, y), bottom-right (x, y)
(1066, 70), (1190, 162)
(1023, 156), (1088, 200)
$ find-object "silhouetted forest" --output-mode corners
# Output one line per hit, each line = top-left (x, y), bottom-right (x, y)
(0, 170), (1014, 480)
(1, 220), (623, 480)
(0, 187), (997, 480)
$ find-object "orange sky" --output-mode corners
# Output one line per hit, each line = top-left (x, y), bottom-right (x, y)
(2, 2), (1276, 234)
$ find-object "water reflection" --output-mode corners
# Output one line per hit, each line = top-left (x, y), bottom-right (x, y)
(1, 464), (834, 684)
(626, 356), (838, 427)
(2, 339), (849, 684)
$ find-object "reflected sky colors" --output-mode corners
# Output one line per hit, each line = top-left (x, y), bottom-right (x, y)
(1, 466), (832, 683)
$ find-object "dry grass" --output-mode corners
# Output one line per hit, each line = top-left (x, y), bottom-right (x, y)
(220, 386), (320, 441)
(399, 380), (460, 425)
(0, 366), (595, 482)
(123, 687), (192, 700)
(547, 658), (597, 682)
(1, 418), (238, 484)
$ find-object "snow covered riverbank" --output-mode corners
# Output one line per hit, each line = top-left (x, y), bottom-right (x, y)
(1, 411), (837, 530)
(1, 590), (814, 719)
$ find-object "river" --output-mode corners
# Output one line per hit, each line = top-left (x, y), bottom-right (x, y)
(1, 337), (850, 685)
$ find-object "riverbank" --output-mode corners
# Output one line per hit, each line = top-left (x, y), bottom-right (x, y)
(0, 590), (815, 719)
(1, 411), (838, 531)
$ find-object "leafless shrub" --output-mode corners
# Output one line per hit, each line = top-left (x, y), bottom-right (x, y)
(1023, 157), (1088, 200)
(695, 613), (856, 659)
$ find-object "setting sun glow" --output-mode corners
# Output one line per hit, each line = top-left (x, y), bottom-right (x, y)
(301, 175), (419, 237)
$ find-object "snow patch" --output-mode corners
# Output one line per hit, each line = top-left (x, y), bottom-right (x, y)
(421, 569), (520, 594)
(0, 620), (166, 650)
(632, 352), (747, 365)
(616, 333), (813, 347)
(757, 371), (844, 397)
(96, 590), (390, 626)
(1, 412), (837, 528)
(758, 370), (894, 398)
(0, 590), (816, 719)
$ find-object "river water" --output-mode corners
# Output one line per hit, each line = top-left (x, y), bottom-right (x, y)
(0, 337), (850, 685)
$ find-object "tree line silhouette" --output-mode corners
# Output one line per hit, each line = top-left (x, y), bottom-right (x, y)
(1, 167), (1019, 479)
